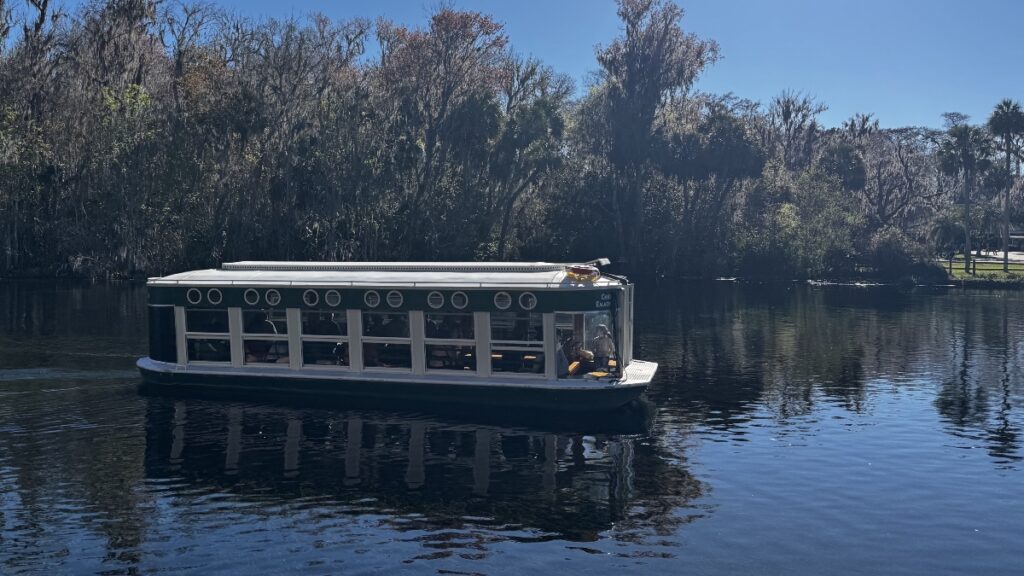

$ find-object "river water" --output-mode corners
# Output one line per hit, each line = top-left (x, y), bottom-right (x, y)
(0, 281), (1021, 575)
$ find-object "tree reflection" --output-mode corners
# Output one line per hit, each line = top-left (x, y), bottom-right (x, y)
(641, 282), (1023, 464)
(0, 377), (148, 573)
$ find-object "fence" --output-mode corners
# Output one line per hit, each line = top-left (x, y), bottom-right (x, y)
(943, 257), (1024, 276)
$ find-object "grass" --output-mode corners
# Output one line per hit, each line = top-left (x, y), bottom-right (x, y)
(941, 257), (1024, 283)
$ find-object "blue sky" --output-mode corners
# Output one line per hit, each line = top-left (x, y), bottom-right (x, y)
(57, 0), (1024, 128)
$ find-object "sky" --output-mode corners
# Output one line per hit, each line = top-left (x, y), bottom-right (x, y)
(56, 0), (1024, 128)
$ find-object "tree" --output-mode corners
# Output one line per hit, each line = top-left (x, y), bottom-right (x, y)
(594, 0), (718, 268)
(766, 91), (826, 171)
(854, 127), (941, 232)
(987, 99), (1024, 272)
(376, 9), (509, 258)
(938, 114), (993, 273)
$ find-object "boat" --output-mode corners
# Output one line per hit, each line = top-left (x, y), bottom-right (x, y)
(137, 261), (658, 410)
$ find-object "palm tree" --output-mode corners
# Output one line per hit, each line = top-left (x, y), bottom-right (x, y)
(987, 100), (1024, 272)
(938, 118), (993, 273)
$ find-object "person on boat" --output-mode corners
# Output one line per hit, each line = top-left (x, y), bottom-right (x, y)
(591, 324), (616, 371)
(557, 339), (570, 377)
(425, 317), (441, 338)
(332, 341), (348, 366)
(560, 337), (594, 375)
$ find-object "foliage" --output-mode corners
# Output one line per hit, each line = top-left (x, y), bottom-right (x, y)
(0, 0), (1019, 282)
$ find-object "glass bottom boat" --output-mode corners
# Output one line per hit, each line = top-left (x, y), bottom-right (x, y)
(138, 261), (658, 410)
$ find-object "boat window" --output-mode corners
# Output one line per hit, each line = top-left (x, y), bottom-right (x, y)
(491, 348), (545, 374)
(185, 309), (229, 333)
(490, 312), (544, 374)
(302, 289), (319, 307)
(302, 311), (348, 336)
(186, 338), (231, 362)
(241, 309), (289, 365)
(426, 344), (476, 371)
(361, 311), (411, 370)
(518, 292), (537, 310)
(242, 339), (290, 365)
(184, 308), (231, 363)
(243, 288), (260, 306)
(364, 290), (381, 308)
(494, 292), (512, 310)
(362, 312), (409, 338)
(450, 291), (469, 309)
(363, 343), (411, 369)
(555, 311), (618, 378)
(424, 312), (476, 372)
(490, 312), (543, 344)
(207, 288), (223, 305)
(242, 309), (288, 335)
(302, 341), (349, 367)
(427, 291), (445, 309)
(264, 289), (282, 306)
(300, 310), (349, 369)
(386, 290), (404, 308)
(425, 313), (474, 339)
(324, 290), (342, 307)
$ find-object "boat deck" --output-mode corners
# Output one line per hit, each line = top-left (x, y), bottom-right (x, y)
(619, 359), (658, 387)
(137, 358), (657, 390)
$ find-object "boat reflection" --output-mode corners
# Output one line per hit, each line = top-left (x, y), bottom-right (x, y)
(141, 387), (701, 542)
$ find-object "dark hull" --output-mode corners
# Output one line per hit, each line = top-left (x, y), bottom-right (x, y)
(137, 362), (645, 412)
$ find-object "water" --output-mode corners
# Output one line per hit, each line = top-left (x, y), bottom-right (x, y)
(1, 281), (1022, 575)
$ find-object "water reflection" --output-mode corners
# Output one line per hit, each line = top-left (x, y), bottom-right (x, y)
(140, 393), (700, 544)
(3, 280), (1024, 573)
(637, 283), (1024, 464)
(0, 280), (146, 372)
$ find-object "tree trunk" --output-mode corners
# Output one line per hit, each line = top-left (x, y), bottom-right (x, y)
(964, 168), (972, 274)
(611, 174), (628, 266)
(1004, 139), (1011, 272)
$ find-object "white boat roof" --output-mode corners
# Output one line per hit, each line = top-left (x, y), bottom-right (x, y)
(148, 261), (622, 289)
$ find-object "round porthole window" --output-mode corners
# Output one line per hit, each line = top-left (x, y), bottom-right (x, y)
(265, 289), (282, 306)
(324, 289), (342, 307)
(364, 290), (381, 308)
(518, 292), (537, 311)
(243, 288), (260, 306)
(386, 290), (404, 308)
(427, 291), (445, 309)
(451, 291), (468, 310)
(494, 292), (512, 310)
(303, 289), (319, 307)
(207, 288), (223, 305)
(186, 288), (202, 305)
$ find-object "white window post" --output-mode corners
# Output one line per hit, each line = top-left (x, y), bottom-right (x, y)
(474, 311), (491, 377)
(229, 307), (243, 367)
(175, 306), (187, 366)
(286, 308), (301, 369)
(543, 312), (557, 380)
(347, 309), (364, 371)
(410, 310), (426, 375)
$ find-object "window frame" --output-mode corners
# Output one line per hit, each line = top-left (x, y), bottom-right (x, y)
(240, 308), (290, 366)
(361, 310), (413, 371)
(299, 309), (351, 370)
(183, 308), (231, 365)
(423, 311), (478, 374)
(554, 309), (621, 378)
(489, 311), (546, 377)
